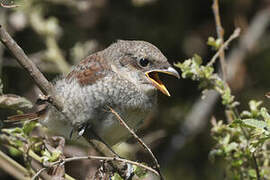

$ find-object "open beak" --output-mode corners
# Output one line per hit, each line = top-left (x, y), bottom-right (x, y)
(145, 67), (180, 96)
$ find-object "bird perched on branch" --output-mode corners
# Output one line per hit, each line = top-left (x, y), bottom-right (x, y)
(8, 40), (179, 146)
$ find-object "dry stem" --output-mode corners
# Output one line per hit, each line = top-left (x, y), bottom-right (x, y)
(207, 28), (241, 67)
(32, 155), (159, 180)
(108, 107), (163, 180)
(212, 0), (226, 80)
(0, 25), (63, 111)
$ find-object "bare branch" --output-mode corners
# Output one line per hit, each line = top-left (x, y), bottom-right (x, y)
(0, 150), (30, 180)
(252, 153), (261, 180)
(108, 107), (163, 180)
(0, 25), (63, 111)
(32, 155), (159, 179)
(207, 28), (241, 67)
(212, 0), (226, 80)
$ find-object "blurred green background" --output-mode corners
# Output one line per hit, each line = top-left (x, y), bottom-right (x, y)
(1, 0), (270, 179)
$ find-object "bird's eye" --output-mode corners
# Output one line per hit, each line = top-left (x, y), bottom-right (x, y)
(139, 58), (150, 67)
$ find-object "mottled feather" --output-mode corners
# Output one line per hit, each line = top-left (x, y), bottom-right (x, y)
(66, 53), (110, 86)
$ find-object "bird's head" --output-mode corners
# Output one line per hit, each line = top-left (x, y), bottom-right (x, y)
(106, 40), (180, 96)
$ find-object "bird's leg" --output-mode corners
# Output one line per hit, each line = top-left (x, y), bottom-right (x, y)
(77, 123), (89, 138)
(69, 122), (90, 140)
(69, 128), (74, 139)
(72, 122), (119, 157)
(87, 126), (120, 158)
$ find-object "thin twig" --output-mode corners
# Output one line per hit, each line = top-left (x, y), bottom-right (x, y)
(252, 153), (261, 180)
(108, 107), (163, 180)
(32, 155), (159, 179)
(212, 0), (226, 80)
(207, 28), (241, 67)
(31, 167), (46, 180)
(0, 25), (63, 111)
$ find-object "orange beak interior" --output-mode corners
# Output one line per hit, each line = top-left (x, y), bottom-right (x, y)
(145, 71), (171, 96)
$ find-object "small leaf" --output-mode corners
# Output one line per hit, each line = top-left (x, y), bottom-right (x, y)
(248, 169), (257, 178)
(193, 54), (202, 65)
(207, 37), (222, 50)
(207, 37), (216, 47)
(111, 173), (123, 180)
(49, 150), (62, 162)
(231, 159), (243, 167)
(242, 119), (269, 131)
(133, 164), (147, 178)
(22, 121), (38, 136)
(8, 146), (22, 156)
(249, 100), (262, 117)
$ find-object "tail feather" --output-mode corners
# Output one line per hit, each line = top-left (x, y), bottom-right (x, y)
(5, 113), (39, 123)
(5, 103), (48, 124)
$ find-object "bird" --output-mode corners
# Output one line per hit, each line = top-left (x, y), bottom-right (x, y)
(8, 40), (179, 146)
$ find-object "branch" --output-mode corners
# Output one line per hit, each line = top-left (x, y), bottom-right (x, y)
(0, 150), (30, 180)
(212, 0), (226, 79)
(108, 107), (164, 179)
(207, 28), (241, 66)
(0, 25), (63, 111)
(108, 107), (160, 170)
(252, 153), (261, 180)
(32, 155), (160, 179)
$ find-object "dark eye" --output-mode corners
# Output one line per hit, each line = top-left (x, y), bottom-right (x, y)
(139, 58), (150, 67)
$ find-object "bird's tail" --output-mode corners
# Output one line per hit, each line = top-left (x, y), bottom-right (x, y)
(4, 113), (40, 124)
(4, 104), (48, 124)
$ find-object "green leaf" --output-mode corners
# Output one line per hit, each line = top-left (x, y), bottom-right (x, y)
(249, 100), (262, 117)
(193, 54), (202, 65)
(207, 37), (222, 50)
(2, 127), (23, 135)
(22, 121), (38, 136)
(111, 173), (123, 180)
(248, 169), (257, 178)
(8, 146), (22, 156)
(242, 119), (269, 130)
(49, 150), (61, 162)
(133, 164), (147, 178)
(231, 159), (243, 167)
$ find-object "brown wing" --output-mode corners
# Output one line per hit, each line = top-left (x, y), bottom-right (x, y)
(66, 53), (110, 86)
